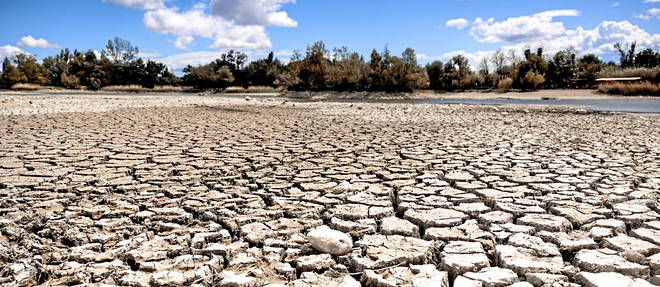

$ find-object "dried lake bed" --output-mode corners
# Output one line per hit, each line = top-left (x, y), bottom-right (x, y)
(1, 92), (660, 286)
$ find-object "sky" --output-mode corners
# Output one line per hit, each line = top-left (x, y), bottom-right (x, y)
(1, 0), (659, 73)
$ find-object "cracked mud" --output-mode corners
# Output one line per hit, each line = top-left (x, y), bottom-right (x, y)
(1, 94), (660, 287)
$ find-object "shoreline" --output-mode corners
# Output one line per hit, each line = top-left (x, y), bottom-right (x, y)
(2, 88), (657, 101)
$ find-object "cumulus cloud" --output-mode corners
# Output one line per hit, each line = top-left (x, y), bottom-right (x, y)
(0, 45), (28, 61)
(121, 0), (298, 50)
(17, 35), (60, 49)
(470, 9), (579, 43)
(210, 0), (297, 27)
(102, 0), (167, 10)
(445, 18), (469, 30)
(643, 0), (660, 3)
(426, 10), (660, 71)
(143, 6), (272, 50)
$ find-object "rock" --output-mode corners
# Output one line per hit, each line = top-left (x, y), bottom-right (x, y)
(361, 264), (449, 287)
(463, 267), (519, 287)
(495, 233), (563, 275)
(517, 214), (573, 232)
(307, 225), (353, 255)
(295, 254), (335, 272)
(349, 235), (441, 271)
(379, 217), (419, 237)
(218, 271), (266, 287)
(631, 228), (660, 246)
(291, 271), (360, 287)
(524, 273), (568, 286)
(573, 272), (654, 287)
(403, 208), (469, 229)
(478, 211), (514, 225)
(441, 241), (490, 276)
(573, 249), (650, 278)
(603, 234), (660, 256)
(453, 275), (483, 287)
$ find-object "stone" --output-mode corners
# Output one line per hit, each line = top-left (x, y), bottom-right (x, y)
(307, 225), (353, 255)
(360, 264), (449, 287)
(524, 273), (568, 286)
(403, 208), (469, 229)
(603, 234), (660, 256)
(573, 272), (654, 287)
(295, 254), (335, 272)
(349, 235), (441, 271)
(379, 216), (419, 237)
(463, 267), (519, 287)
(517, 214), (573, 232)
(573, 249), (650, 278)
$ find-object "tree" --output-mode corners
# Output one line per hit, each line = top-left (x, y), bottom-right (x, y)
(244, 52), (284, 87)
(1, 57), (27, 87)
(425, 61), (445, 90)
(491, 50), (506, 79)
(546, 48), (576, 88)
(635, 49), (660, 68)
(183, 64), (234, 91)
(14, 53), (50, 85)
(103, 37), (139, 64)
(614, 42), (636, 68)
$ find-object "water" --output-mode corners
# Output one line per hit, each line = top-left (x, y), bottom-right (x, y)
(295, 97), (660, 114)
(418, 98), (660, 114)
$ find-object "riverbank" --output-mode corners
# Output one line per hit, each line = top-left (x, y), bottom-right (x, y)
(284, 89), (652, 100)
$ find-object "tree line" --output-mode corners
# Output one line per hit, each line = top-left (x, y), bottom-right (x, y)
(1, 37), (659, 92)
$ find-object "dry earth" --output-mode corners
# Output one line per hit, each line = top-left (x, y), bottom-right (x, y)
(1, 93), (660, 287)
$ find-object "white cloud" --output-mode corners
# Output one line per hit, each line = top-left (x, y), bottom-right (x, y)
(17, 35), (60, 49)
(427, 10), (660, 71)
(143, 6), (272, 50)
(210, 0), (297, 27)
(636, 8), (660, 20)
(470, 9), (579, 43)
(446, 18), (469, 30)
(102, 0), (167, 10)
(136, 0), (298, 50)
(611, 2), (620, 7)
(0, 45), (27, 61)
(172, 35), (194, 50)
(153, 49), (292, 74)
(643, 0), (660, 3)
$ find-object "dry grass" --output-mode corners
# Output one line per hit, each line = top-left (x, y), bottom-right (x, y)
(597, 81), (660, 96)
(152, 85), (184, 92)
(224, 86), (280, 94)
(10, 83), (44, 91)
(100, 85), (146, 93)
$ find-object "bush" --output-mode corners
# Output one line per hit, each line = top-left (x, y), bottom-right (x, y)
(497, 78), (513, 92)
(597, 81), (660, 96)
(524, 71), (545, 90)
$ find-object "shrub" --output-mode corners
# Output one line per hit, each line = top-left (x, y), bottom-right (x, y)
(497, 78), (513, 92)
(597, 81), (660, 96)
(524, 71), (545, 90)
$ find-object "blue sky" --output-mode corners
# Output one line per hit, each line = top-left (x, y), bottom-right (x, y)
(1, 0), (659, 72)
